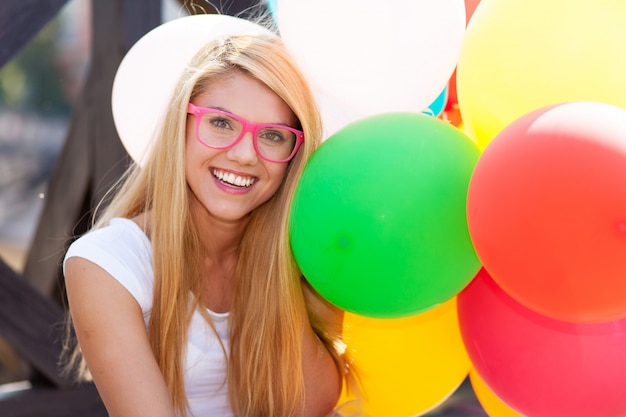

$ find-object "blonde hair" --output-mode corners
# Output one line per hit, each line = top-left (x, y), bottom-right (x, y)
(69, 34), (353, 416)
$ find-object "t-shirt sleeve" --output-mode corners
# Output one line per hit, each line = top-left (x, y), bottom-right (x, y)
(63, 219), (154, 315)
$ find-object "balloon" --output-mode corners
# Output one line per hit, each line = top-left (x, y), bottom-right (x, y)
(466, 101), (626, 323)
(290, 112), (481, 317)
(319, 85), (450, 140)
(457, 0), (626, 147)
(469, 370), (523, 417)
(464, 0), (482, 26)
(423, 86), (449, 118)
(111, 15), (276, 166)
(443, 0), (482, 127)
(458, 269), (626, 417)
(340, 299), (471, 417)
(277, 0), (466, 117)
(266, 0), (276, 17)
(315, 89), (366, 141)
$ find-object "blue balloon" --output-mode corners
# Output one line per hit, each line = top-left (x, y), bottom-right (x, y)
(267, 0), (277, 19)
(422, 85), (448, 117)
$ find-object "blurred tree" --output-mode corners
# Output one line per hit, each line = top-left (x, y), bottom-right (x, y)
(0, 19), (71, 115)
(0, 0), (68, 67)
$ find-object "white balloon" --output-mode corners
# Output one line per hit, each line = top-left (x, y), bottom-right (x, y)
(276, 0), (466, 117)
(315, 87), (365, 140)
(111, 14), (276, 166)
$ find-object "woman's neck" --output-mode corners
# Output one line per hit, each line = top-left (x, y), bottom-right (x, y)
(193, 210), (249, 313)
(200, 252), (238, 313)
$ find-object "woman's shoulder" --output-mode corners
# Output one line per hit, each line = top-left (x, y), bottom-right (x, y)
(66, 217), (150, 257)
(64, 217), (154, 312)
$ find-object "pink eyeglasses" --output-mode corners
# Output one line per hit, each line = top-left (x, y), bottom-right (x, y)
(187, 103), (305, 163)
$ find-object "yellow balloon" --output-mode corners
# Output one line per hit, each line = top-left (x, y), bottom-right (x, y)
(338, 298), (470, 417)
(469, 370), (524, 417)
(457, 0), (626, 148)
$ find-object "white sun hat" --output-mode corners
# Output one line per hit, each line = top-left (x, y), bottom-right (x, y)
(111, 14), (277, 166)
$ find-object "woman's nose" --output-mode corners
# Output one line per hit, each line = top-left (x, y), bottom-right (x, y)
(226, 130), (258, 164)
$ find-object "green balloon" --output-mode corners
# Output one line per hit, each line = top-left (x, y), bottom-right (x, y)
(290, 112), (481, 318)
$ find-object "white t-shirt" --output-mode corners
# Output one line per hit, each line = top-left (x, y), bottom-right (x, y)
(64, 217), (233, 417)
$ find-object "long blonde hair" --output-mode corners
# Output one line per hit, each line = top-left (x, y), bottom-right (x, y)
(71, 34), (353, 416)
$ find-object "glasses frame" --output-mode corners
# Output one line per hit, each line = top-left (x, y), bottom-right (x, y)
(187, 103), (305, 163)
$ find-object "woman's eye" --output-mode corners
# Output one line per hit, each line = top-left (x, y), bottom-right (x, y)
(210, 117), (231, 130)
(259, 129), (287, 143)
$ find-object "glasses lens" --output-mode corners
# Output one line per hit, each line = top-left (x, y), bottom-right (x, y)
(256, 127), (297, 161)
(198, 111), (242, 148)
(197, 110), (299, 161)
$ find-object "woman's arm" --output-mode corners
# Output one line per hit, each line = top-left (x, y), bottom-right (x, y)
(300, 281), (345, 417)
(65, 257), (176, 417)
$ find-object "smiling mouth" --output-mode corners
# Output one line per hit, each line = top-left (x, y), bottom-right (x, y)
(211, 168), (256, 188)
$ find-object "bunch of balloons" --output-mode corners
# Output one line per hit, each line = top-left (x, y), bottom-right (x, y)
(460, 100), (626, 417)
(277, 0), (626, 416)
(456, 1), (626, 416)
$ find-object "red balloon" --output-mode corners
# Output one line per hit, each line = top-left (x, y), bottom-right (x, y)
(467, 101), (626, 322)
(446, 0), (482, 112)
(465, 0), (481, 26)
(458, 269), (626, 417)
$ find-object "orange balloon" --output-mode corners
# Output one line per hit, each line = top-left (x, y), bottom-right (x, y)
(469, 370), (523, 417)
(446, 0), (482, 111)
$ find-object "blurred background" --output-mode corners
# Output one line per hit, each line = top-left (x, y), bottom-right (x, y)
(0, 0), (191, 273)
(0, 0), (88, 272)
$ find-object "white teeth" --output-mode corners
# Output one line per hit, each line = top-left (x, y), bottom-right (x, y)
(212, 169), (255, 188)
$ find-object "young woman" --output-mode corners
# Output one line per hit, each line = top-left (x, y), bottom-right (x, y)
(63, 28), (354, 417)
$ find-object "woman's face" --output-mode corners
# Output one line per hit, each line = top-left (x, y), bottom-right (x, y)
(185, 71), (297, 224)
